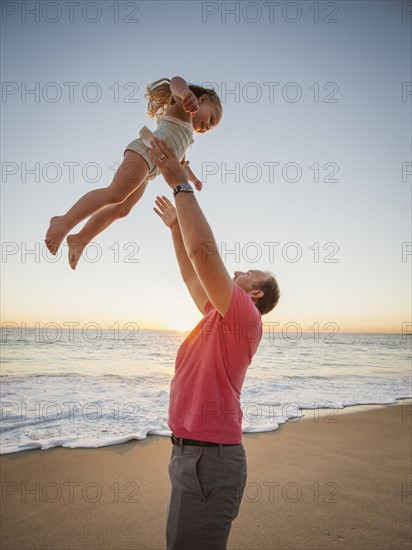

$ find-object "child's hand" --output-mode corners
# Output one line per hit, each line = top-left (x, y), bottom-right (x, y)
(181, 89), (199, 115)
(187, 162), (203, 191)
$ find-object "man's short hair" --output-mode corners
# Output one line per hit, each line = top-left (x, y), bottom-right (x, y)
(253, 271), (280, 315)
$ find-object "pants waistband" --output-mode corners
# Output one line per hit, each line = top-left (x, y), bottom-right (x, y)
(171, 434), (240, 447)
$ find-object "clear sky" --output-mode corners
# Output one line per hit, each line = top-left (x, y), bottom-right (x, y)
(1, 0), (411, 334)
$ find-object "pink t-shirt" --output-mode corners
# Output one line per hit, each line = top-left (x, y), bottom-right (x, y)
(168, 284), (262, 444)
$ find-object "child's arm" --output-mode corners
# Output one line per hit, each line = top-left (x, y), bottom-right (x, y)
(170, 76), (199, 115)
(182, 156), (202, 191)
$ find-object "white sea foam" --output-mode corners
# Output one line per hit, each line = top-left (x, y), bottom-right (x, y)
(1, 330), (411, 454)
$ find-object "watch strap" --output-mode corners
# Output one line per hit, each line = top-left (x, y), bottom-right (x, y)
(173, 182), (194, 197)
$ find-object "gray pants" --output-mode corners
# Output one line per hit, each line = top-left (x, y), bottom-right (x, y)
(166, 441), (247, 550)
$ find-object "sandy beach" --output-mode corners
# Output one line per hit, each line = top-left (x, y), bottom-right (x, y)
(1, 403), (411, 550)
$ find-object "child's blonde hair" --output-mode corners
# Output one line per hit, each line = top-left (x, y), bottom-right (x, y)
(146, 78), (222, 119)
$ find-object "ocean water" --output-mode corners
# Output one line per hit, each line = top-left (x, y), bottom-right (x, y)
(1, 328), (411, 454)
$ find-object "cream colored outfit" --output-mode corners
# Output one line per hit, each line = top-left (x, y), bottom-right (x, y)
(125, 115), (194, 184)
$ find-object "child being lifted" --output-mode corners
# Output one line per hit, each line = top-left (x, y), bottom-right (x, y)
(45, 76), (222, 269)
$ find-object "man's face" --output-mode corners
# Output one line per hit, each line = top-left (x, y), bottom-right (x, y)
(233, 270), (267, 293)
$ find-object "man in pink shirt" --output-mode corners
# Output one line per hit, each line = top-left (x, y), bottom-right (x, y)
(150, 138), (280, 550)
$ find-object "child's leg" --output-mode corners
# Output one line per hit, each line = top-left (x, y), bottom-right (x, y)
(66, 183), (146, 270)
(45, 151), (149, 255)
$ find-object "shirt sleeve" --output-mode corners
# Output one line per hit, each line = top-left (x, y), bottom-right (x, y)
(219, 286), (262, 391)
(222, 285), (262, 335)
(204, 301), (214, 315)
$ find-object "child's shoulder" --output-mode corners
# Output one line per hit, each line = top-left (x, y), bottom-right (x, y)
(165, 103), (192, 124)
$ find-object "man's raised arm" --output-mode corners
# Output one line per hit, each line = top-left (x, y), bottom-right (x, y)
(153, 195), (209, 315)
(149, 139), (234, 318)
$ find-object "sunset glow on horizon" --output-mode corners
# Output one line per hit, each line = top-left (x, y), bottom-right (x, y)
(1, 1), (411, 338)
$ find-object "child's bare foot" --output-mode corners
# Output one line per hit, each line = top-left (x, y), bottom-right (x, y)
(67, 234), (86, 270)
(45, 216), (69, 255)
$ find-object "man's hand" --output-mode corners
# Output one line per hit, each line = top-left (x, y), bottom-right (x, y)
(153, 195), (178, 228)
(149, 137), (189, 189)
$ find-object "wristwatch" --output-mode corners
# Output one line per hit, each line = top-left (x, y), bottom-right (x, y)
(173, 182), (194, 198)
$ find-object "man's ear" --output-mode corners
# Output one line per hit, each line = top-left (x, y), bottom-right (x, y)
(249, 289), (264, 300)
